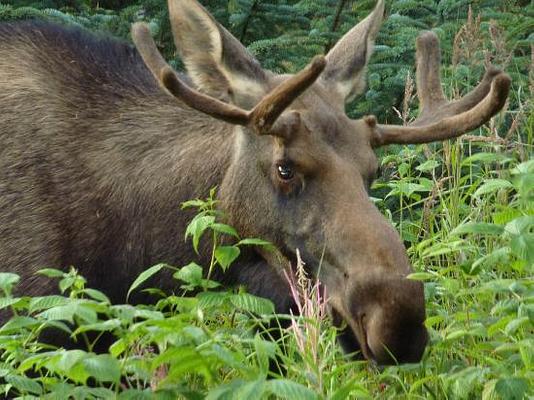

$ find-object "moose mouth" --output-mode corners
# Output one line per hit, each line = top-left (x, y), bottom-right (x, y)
(330, 301), (428, 365)
(331, 305), (374, 362)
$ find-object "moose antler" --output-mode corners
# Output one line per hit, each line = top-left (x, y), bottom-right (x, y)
(371, 31), (511, 146)
(131, 23), (326, 134)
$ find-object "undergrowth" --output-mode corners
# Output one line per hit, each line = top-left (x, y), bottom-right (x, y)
(0, 1), (532, 399)
(0, 133), (532, 398)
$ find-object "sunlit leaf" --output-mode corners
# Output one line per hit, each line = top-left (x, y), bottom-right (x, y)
(127, 263), (169, 301)
(215, 245), (241, 271)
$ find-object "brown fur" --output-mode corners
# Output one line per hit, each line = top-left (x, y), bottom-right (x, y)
(0, 0), (507, 365)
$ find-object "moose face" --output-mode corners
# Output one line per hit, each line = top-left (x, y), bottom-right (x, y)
(219, 83), (428, 364)
(133, 0), (510, 364)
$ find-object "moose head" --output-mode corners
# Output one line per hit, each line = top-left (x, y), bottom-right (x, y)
(132, 0), (510, 364)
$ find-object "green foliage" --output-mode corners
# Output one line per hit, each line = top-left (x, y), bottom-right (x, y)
(1, 0), (530, 122)
(0, 0), (532, 398)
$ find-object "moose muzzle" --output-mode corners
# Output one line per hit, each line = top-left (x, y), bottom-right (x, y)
(331, 276), (428, 365)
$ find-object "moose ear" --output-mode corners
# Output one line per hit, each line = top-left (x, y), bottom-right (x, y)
(322, 0), (384, 103)
(167, 0), (267, 105)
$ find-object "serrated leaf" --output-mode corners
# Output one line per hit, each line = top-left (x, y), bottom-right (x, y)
(331, 381), (371, 400)
(229, 293), (274, 315)
(29, 295), (71, 313)
(0, 273), (20, 294)
(81, 288), (110, 303)
(266, 379), (318, 400)
(0, 316), (39, 332)
(505, 216), (534, 265)
(175, 263), (203, 287)
(215, 246), (241, 271)
(451, 222), (504, 236)
(36, 268), (65, 278)
(185, 214), (215, 253)
(416, 159), (440, 172)
(127, 263), (169, 301)
(82, 354), (121, 383)
(5, 374), (42, 395)
(211, 223), (239, 238)
(73, 319), (122, 335)
(0, 297), (21, 310)
(197, 291), (229, 309)
(495, 377), (528, 400)
(51, 350), (87, 374)
(474, 179), (513, 197)
(461, 152), (511, 166)
(504, 317), (529, 335)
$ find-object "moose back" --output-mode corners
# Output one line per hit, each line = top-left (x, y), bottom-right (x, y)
(0, 0), (509, 364)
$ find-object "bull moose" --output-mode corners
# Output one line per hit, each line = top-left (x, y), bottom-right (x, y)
(0, 0), (510, 365)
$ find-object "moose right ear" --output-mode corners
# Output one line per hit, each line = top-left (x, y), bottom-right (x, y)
(167, 0), (267, 105)
(321, 0), (384, 104)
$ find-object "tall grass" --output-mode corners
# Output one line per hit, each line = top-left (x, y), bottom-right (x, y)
(0, 9), (532, 400)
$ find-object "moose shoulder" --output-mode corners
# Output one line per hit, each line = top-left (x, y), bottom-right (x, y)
(0, 0), (510, 365)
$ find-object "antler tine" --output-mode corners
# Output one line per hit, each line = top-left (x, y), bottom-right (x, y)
(372, 30), (511, 146)
(132, 22), (250, 125)
(131, 23), (169, 81)
(374, 73), (510, 145)
(132, 22), (326, 132)
(415, 31), (446, 118)
(250, 56), (327, 133)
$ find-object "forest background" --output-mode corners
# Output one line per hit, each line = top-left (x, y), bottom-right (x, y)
(0, 0), (532, 399)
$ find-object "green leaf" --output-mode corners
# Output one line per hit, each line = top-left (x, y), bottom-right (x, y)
(505, 216), (534, 265)
(0, 272), (20, 294)
(174, 263), (203, 288)
(266, 379), (318, 400)
(451, 222), (504, 236)
(461, 152), (512, 166)
(181, 199), (208, 209)
(474, 179), (513, 197)
(406, 272), (436, 281)
(109, 339), (126, 358)
(215, 245), (241, 271)
(229, 293), (275, 315)
(495, 377), (528, 400)
(0, 316), (39, 332)
(504, 317), (529, 335)
(36, 268), (65, 278)
(5, 374), (42, 395)
(185, 214), (215, 253)
(127, 263), (169, 301)
(49, 349), (87, 375)
(331, 382), (371, 400)
(416, 159), (440, 172)
(237, 238), (274, 249)
(156, 347), (213, 383)
(82, 354), (121, 383)
(211, 223), (239, 238)
(81, 288), (110, 303)
(73, 319), (122, 335)
(29, 295), (71, 313)
(197, 291), (229, 309)
(0, 297), (21, 310)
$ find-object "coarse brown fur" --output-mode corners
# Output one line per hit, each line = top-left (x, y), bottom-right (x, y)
(0, 0), (509, 365)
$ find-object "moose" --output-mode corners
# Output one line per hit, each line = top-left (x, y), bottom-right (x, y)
(0, 0), (510, 365)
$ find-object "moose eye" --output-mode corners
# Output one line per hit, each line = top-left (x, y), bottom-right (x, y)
(277, 164), (294, 180)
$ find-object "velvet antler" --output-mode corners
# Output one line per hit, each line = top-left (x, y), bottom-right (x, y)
(132, 23), (326, 134)
(372, 31), (510, 146)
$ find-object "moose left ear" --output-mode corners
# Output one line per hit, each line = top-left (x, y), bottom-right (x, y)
(167, 0), (267, 105)
(321, 0), (385, 103)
